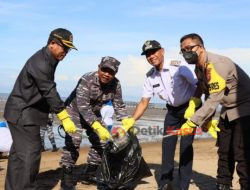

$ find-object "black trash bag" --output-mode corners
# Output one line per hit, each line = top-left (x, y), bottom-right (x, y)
(96, 131), (152, 190)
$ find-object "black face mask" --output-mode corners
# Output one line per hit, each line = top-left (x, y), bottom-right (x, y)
(182, 51), (198, 64)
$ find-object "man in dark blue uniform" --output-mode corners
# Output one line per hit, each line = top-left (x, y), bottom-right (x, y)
(4, 28), (77, 190)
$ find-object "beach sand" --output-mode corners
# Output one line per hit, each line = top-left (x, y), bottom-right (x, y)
(0, 138), (240, 190)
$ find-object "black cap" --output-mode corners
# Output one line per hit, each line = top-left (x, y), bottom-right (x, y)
(49, 28), (77, 50)
(99, 56), (120, 73)
(141, 40), (162, 55)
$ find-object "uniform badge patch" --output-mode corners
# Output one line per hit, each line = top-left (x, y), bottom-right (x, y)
(69, 34), (73, 42)
(144, 41), (153, 50)
(170, 60), (181, 67)
(153, 84), (160, 88)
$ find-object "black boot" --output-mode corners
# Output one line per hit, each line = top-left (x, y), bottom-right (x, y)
(41, 144), (46, 152)
(158, 183), (173, 190)
(216, 183), (230, 190)
(61, 166), (77, 190)
(52, 144), (59, 152)
(81, 164), (98, 183)
(240, 184), (249, 190)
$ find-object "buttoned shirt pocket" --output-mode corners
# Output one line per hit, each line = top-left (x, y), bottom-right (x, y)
(153, 84), (165, 100)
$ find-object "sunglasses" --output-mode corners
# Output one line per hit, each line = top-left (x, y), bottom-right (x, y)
(180, 44), (200, 54)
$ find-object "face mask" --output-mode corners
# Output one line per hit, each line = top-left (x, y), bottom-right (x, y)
(182, 51), (198, 65)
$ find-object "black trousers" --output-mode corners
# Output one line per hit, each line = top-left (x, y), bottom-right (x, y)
(5, 121), (42, 190)
(159, 103), (194, 190)
(217, 115), (250, 188)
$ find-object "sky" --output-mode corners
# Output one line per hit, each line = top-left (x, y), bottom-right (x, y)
(0, 0), (250, 102)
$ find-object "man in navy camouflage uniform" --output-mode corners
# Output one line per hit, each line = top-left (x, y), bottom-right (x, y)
(60, 56), (128, 189)
(40, 113), (58, 152)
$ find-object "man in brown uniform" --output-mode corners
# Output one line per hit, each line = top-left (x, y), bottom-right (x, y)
(179, 33), (250, 190)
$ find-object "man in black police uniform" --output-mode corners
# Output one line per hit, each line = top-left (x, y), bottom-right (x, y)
(4, 28), (77, 190)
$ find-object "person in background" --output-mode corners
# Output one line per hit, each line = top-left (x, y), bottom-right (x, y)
(40, 113), (58, 152)
(100, 100), (114, 132)
(4, 28), (77, 190)
(180, 33), (250, 190)
(0, 121), (12, 156)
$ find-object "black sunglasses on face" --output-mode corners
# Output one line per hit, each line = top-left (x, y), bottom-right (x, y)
(180, 44), (200, 54)
(100, 67), (116, 76)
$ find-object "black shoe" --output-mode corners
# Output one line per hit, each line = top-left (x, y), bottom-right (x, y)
(52, 145), (59, 152)
(61, 166), (77, 190)
(158, 183), (173, 190)
(240, 184), (249, 190)
(60, 185), (76, 190)
(81, 164), (98, 184)
(216, 183), (230, 190)
(41, 146), (46, 152)
(82, 164), (98, 176)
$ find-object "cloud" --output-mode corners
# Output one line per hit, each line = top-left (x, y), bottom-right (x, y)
(55, 75), (70, 81)
(118, 55), (151, 87)
(55, 74), (82, 82)
(210, 48), (250, 74)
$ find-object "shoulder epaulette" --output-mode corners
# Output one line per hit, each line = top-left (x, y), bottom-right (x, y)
(170, 60), (181, 67)
(146, 68), (155, 77)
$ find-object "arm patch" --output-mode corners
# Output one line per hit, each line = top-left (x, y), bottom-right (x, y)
(206, 63), (226, 93)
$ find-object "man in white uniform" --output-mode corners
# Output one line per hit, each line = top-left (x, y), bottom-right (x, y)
(121, 40), (199, 190)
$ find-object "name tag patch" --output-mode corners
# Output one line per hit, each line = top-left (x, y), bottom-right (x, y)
(153, 84), (160, 88)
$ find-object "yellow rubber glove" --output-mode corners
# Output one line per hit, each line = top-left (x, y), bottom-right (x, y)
(122, 117), (135, 132)
(57, 109), (76, 133)
(91, 121), (110, 141)
(180, 120), (197, 136)
(184, 97), (201, 119)
(207, 119), (220, 138)
(115, 126), (137, 138)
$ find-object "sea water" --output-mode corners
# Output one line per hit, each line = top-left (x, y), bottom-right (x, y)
(44, 117), (211, 149)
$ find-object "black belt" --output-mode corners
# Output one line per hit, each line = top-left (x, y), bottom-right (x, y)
(166, 101), (189, 111)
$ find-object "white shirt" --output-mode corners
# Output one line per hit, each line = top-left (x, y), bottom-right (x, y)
(0, 125), (12, 152)
(142, 60), (197, 107)
(100, 102), (114, 127)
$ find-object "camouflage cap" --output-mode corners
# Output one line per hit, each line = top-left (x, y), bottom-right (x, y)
(99, 56), (120, 73)
(141, 40), (162, 55)
(49, 28), (77, 50)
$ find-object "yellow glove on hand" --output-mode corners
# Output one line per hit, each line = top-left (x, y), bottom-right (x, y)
(57, 109), (76, 133)
(91, 121), (110, 141)
(184, 97), (201, 119)
(207, 120), (220, 139)
(122, 117), (135, 132)
(180, 120), (197, 136)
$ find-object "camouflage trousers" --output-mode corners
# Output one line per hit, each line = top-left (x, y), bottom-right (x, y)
(60, 108), (106, 168)
(40, 124), (56, 147)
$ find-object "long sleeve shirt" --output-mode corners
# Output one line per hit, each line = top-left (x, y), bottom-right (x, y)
(191, 52), (250, 126)
(4, 47), (64, 126)
(65, 72), (128, 127)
